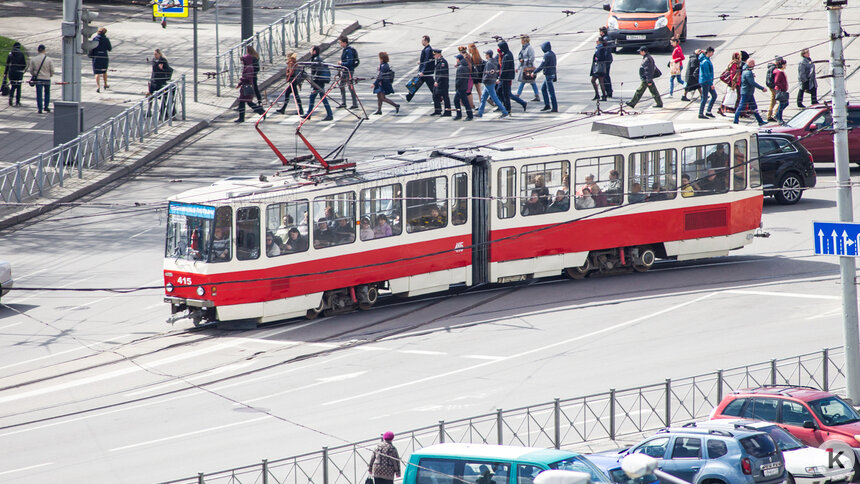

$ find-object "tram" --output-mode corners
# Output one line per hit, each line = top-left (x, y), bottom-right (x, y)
(163, 119), (763, 326)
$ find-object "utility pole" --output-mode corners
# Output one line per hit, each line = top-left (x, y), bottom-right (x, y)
(61, 0), (82, 102)
(826, 0), (860, 402)
(241, 0), (253, 42)
(193, 0), (198, 102)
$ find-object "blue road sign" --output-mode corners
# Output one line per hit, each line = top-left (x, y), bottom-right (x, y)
(814, 221), (860, 256)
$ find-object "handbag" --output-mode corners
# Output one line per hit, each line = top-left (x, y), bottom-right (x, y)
(522, 66), (536, 82)
(776, 90), (789, 103)
(365, 479), (374, 484)
(719, 68), (732, 85)
(652, 66), (662, 79)
(722, 89), (737, 107)
(1, 73), (8, 96)
(405, 75), (420, 96)
(28, 55), (46, 87)
(240, 83), (254, 98)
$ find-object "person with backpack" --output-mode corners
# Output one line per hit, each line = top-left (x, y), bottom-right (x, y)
(4, 42), (27, 106)
(372, 51), (399, 115)
(28, 44), (54, 114)
(681, 49), (702, 102)
(765, 57), (780, 122)
(307, 45), (333, 121)
(627, 46), (662, 109)
(797, 48), (818, 108)
(338, 35), (359, 109)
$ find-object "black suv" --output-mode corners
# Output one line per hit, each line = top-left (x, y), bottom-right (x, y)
(758, 133), (817, 205)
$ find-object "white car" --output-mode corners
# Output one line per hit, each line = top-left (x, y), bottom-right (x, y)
(692, 419), (854, 484)
(0, 261), (12, 300)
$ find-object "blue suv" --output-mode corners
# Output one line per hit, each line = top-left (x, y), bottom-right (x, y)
(617, 427), (786, 484)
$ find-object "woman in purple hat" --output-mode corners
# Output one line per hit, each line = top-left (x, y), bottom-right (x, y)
(368, 431), (401, 484)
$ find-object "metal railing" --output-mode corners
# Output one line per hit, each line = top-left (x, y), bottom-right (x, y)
(0, 77), (186, 205)
(161, 346), (846, 484)
(216, 0), (335, 95)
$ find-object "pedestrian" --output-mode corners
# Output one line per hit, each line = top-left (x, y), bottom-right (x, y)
(717, 52), (742, 116)
(773, 57), (789, 124)
(497, 40), (516, 113)
(682, 49), (702, 101)
(368, 431), (401, 484)
(275, 53), (304, 116)
(147, 48), (172, 95)
(431, 48), (451, 116)
(733, 59), (767, 125)
(4, 42), (26, 106)
(235, 53), (265, 123)
(372, 51), (399, 115)
(516, 35), (540, 102)
(405, 35), (435, 103)
(590, 37), (609, 101)
(668, 38), (685, 96)
(28, 44), (54, 114)
(534, 41), (557, 112)
(476, 49), (508, 118)
(797, 48), (818, 108)
(468, 43), (485, 104)
(457, 46), (476, 110)
(627, 46), (662, 109)
(598, 26), (614, 97)
(306, 45), (333, 121)
(90, 27), (112, 93)
(765, 57), (780, 122)
(245, 45), (263, 104)
(453, 54), (473, 120)
(697, 46), (717, 118)
(338, 35), (359, 109)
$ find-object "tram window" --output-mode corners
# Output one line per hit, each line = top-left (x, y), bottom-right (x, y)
(497, 167), (517, 219)
(406, 176), (448, 233)
(313, 192), (356, 248)
(749, 135), (762, 188)
(681, 143), (730, 196)
(452, 173), (468, 225)
(628, 149), (677, 203)
(574, 156), (621, 209)
(521, 161), (569, 215)
(210, 206), (233, 263)
(165, 202), (218, 262)
(733, 140), (748, 191)
(360, 183), (403, 241)
(266, 201), (309, 256)
(236, 207), (261, 261)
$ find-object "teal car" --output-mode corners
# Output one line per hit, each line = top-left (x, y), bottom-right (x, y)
(402, 443), (609, 484)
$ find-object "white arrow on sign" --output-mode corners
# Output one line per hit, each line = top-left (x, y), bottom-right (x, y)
(819, 229), (826, 253)
(844, 230), (855, 256)
(833, 230), (840, 255)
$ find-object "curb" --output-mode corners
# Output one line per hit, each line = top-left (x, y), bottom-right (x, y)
(0, 119), (209, 231)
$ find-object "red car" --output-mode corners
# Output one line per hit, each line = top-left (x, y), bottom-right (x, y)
(710, 385), (860, 473)
(764, 104), (860, 165)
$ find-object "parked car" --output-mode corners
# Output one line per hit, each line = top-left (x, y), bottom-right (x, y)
(764, 104), (860, 165)
(758, 133), (817, 205)
(616, 426), (785, 484)
(587, 450), (659, 483)
(689, 419), (854, 484)
(0, 261), (11, 302)
(710, 385), (860, 476)
(603, 0), (687, 50)
(402, 443), (609, 484)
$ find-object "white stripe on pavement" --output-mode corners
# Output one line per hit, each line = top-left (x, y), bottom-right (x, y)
(0, 462), (53, 477)
(109, 416), (271, 452)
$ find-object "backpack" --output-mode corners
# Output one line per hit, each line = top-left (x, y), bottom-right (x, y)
(163, 62), (174, 80)
(765, 63), (776, 89)
(347, 46), (359, 69)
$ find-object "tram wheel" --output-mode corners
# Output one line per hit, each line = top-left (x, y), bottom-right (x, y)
(633, 248), (656, 272)
(358, 286), (378, 311)
(306, 297), (326, 320)
(565, 259), (592, 280)
(192, 316), (204, 327)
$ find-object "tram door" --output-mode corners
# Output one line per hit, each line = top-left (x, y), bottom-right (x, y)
(471, 157), (491, 285)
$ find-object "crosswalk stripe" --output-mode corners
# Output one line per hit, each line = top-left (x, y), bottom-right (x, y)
(396, 105), (432, 124)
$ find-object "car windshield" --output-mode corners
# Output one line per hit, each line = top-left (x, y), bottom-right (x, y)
(785, 108), (822, 129)
(757, 426), (804, 451)
(550, 457), (609, 482)
(808, 396), (860, 426)
(613, 0), (670, 13)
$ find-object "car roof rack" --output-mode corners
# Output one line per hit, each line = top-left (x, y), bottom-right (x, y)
(743, 384), (819, 395)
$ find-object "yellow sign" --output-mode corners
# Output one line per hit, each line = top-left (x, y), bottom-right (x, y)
(153, 0), (188, 18)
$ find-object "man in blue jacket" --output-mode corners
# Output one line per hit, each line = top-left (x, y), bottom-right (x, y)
(406, 35), (435, 103)
(698, 46), (717, 119)
(534, 41), (557, 112)
(734, 59), (767, 125)
(338, 35), (359, 109)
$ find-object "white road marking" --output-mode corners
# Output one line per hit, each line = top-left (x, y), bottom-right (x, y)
(123, 361), (258, 397)
(14, 267), (50, 281)
(242, 370), (367, 404)
(324, 292), (717, 406)
(0, 322), (22, 331)
(559, 37), (598, 64)
(452, 126), (466, 136)
(0, 462), (53, 477)
(143, 302), (164, 310)
(723, 290), (840, 300)
(399, 350), (447, 356)
(0, 333), (135, 372)
(67, 296), (114, 311)
(396, 106), (431, 124)
(128, 228), (152, 239)
(462, 355), (505, 361)
(109, 416), (271, 452)
(353, 345), (387, 351)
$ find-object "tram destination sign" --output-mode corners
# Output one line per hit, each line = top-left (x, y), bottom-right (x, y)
(814, 221), (860, 256)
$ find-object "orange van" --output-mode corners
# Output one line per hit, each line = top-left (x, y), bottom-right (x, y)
(603, 0), (687, 50)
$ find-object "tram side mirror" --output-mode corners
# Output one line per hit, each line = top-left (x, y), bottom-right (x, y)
(603, 3), (611, 10)
(808, 124), (818, 131)
(803, 420), (818, 429)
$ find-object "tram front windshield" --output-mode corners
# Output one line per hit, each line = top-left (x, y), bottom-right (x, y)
(166, 202), (217, 261)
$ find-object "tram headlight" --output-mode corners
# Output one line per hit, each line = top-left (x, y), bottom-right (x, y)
(165, 283), (174, 293)
(196, 286), (205, 297)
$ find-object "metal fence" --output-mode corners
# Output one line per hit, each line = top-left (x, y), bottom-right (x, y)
(0, 77), (186, 205)
(216, 0), (335, 95)
(160, 346), (846, 484)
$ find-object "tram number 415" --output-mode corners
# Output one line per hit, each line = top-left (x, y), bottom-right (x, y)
(177, 276), (193, 285)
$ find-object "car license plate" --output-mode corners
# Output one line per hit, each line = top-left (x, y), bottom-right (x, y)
(627, 34), (646, 40)
(763, 468), (779, 477)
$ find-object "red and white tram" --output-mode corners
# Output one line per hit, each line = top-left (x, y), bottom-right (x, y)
(163, 120), (763, 325)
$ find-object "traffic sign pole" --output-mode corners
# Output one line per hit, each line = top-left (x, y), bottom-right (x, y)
(827, 2), (860, 403)
(193, 0), (198, 102)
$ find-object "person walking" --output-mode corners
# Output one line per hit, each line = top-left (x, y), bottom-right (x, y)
(497, 40), (516, 113)
(4, 42), (26, 106)
(235, 53), (265, 123)
(627, 46), (662, 109)
(147, 48), (172, 95)
(773, 57), (789, 124)
(307, 45), (334, 121)
(669, 38), (685, 96)
(534, 41), (557, 112)
(368, 431), (401, 484)
(90, 27), (112, 92)
(432, 49), (451, 116)
(515, 35), (540, 102)
(717, 52), (742, 116)
(457, 46), (476, 110)
(405, 35), (435, 103)
(697, 46), (717, 118)
(598, 26), (615, 97)
(797, 48), (818, 108)
(338, 35), (359, 109)
(29, 45), (54, 113)
(590, 37), (610, 101)
(682, 49), (702, 101)
(246, 45), (263, 105)
(453, 54), (473, 120)
(476, 50), (508, 118)
(372, 51), (399, 115)
(275, 53), (304, 116)
(733, 59), (767, 125)
(468, 43), (485, 104)
(765, 57), (780, 122)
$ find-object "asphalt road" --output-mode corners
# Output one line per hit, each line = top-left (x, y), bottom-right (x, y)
(0, 0), (858, 482)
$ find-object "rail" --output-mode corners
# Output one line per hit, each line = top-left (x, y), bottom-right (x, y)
(216, 0), (335, 96)
(0, 77), (186, 205)
(160, 346), (846, 484)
